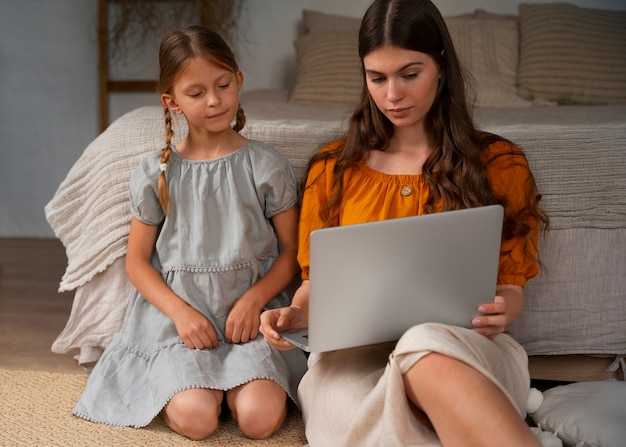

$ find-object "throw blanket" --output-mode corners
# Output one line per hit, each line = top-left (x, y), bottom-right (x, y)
(45, 107), (184, 291)
(46, 105), (626, 291)
(482, 121), (626, 232)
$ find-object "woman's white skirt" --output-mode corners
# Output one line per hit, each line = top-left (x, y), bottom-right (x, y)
(298, 322), (530, 447)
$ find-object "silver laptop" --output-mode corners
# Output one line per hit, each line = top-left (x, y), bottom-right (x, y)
(281, 205), (503, 352)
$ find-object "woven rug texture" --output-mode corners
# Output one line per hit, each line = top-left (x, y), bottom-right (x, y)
(0, 369), (307, 447)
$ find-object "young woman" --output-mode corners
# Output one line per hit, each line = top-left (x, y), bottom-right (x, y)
(73, 26), (306, 441)
(260, 1), (548, 446)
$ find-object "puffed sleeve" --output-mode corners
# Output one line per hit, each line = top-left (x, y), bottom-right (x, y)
(483, 141), (540, 287)
(129, 151), (165, 226)
(297, 144), (341, 280)
(250, 142), (299, 218)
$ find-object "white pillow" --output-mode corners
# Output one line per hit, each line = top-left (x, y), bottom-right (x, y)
(532, 380), (626, 447)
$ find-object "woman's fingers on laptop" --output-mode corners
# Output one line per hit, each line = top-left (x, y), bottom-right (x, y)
(260, 308), (294, 344)
(260, 306), (307, 350)
(259, 309), (280, 337)
(472, 296), (507, 339)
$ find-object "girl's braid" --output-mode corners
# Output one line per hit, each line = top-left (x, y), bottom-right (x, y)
(233, 105), (246, 132)
(157, 106), (174, 215)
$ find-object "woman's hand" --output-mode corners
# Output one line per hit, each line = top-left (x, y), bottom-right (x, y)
(172, 304), (220, 350)
(259, 305), (306, 350)
(471, 284), (523, 339)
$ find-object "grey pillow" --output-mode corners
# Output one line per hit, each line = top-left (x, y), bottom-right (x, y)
(517, 3), (626, 105)
(532, 380), (626, 447)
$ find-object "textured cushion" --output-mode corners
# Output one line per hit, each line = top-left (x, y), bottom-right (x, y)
(295, 10), (530, 107)
(517, 3), (626, 105)
(532, 380), (626, 447)
(289, 30), (362, 105)
(445, 16), (531, 108)
(302, 9), (361, 34)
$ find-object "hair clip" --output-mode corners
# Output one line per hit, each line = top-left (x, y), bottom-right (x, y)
(160, 163), (167, 172)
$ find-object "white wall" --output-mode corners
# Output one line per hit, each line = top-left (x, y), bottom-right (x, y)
(1, 0), (624, 237)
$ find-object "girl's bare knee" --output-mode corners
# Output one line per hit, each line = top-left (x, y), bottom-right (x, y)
(228, 379), (287, 439)
(170, 416), (218, 441)
(238, 402), (287, 439)
(164, 388), (223, 440)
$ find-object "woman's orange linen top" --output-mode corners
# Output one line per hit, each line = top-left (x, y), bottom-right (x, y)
(298, 140), (540, 287)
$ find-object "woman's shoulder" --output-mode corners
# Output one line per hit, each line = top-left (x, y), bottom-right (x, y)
(479, 134), (528, 170)
(479, 135), (534, 196)
(320, 139), (345, 153)
(309, 138), (345, 167)
(479, 134), (524, 159)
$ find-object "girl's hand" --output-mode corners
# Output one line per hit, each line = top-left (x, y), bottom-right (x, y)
(173, 305), (220, 350)
(224, 205), (300, 345)
(259, 306), (305, 350)
(225, 298), (263, 344)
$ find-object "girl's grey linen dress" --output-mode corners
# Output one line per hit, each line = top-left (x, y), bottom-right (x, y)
(73, 140), (308, 427)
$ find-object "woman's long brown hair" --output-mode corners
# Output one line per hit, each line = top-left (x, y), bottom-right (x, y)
(303, 0), (548, 260)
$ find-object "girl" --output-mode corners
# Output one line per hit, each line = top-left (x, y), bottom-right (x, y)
(260, 0), (548, 446)
(73, 26), (307, 441)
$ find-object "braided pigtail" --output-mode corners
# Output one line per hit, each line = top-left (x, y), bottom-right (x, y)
(157, 106), (174, 216)
(233, 105), (246, 132)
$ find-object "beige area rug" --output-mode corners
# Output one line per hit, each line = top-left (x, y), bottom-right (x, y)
(0, 369), (307, 447)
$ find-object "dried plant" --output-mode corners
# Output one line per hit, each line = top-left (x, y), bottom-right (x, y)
(106, 0), (246, 62)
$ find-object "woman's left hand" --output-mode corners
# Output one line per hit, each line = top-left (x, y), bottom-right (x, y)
(471, 284), (524, 339)
(471, 295), (507, 339)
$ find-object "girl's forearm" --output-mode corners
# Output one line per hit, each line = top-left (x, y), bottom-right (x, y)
(237, 248), (300, 311)
(126, 258), (191, 322)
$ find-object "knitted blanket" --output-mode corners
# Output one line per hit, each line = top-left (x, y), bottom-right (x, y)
(45, 107), (184, 291)
(481, 120), (626, 232)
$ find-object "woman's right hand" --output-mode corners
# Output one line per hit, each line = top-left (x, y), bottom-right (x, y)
(173, 304), (220, 350)
(259, 305), (305, 350)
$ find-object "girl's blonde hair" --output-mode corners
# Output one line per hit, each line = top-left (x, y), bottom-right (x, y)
(156, 25), (246, 215)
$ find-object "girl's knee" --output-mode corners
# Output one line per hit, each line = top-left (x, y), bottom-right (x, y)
(237, 401), (287, 439)
(228, 380), (287, 439)
(164, 388), (223, 440)
(169, 415), (219, 441)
